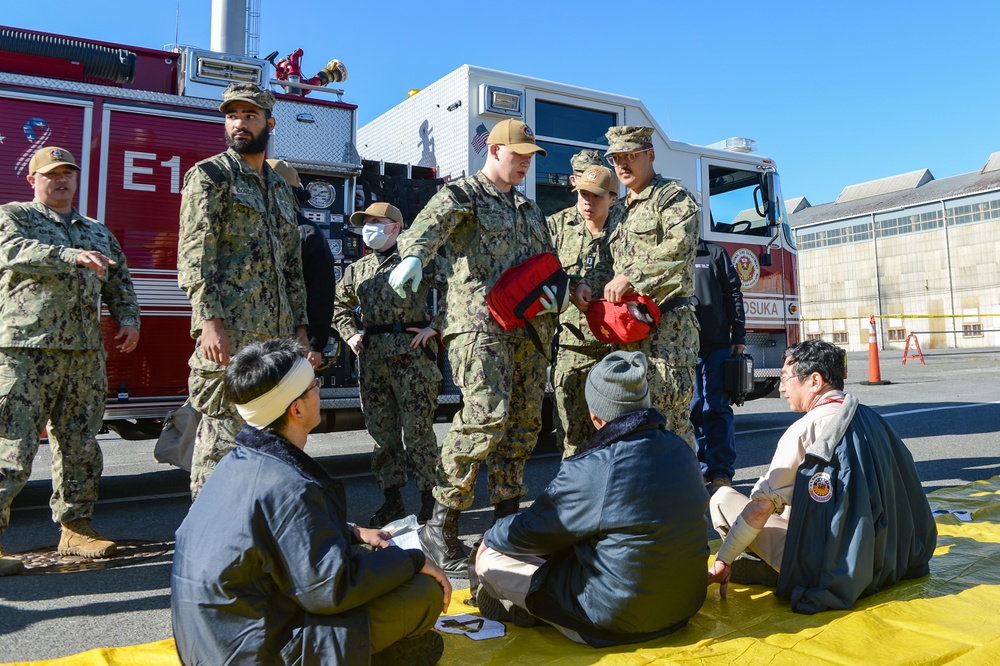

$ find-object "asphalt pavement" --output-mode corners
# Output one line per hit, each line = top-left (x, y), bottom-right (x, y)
(1, 348), (999, 662)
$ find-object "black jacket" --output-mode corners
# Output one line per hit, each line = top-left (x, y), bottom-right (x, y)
(171, 427), (424, 665)
(693, 239), (745, 352)
(486, 409), (710, 647)
(778, 395), (937, 614)
(300, 216), (337, 352)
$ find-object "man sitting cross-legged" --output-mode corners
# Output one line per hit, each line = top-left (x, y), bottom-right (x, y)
(475, 350), (709, 647)
(171, 338), (451, 665)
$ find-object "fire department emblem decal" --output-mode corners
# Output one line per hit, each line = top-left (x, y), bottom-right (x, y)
(731, 248), (760, 289)
(808, 472), (833, 503)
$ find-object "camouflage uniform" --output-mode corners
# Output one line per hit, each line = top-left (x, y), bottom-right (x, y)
(178, 149), (307, 495)
(332, 247), (443, 493)
(0, 201), (139, 531)
(597, 174), (700, 450)
(397, 172), (556, 510)
(546, 203), (623, 457)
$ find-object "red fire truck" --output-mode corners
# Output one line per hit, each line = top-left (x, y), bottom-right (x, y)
(0, 25), (394, 437)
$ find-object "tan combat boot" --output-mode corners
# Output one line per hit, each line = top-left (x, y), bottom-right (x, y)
(0, 540), (26, 576)
(58, 519), (117, 558)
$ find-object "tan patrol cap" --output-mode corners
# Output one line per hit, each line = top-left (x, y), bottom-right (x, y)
(487, 119), (547, 156)
(605, 125), (654, 155)
(29, 146), (80, 175)
(350, 201), (403, 226)
(219, 83), (276, 113)
(570, 149), (603, 172)
(266, 159), (300, 187)
(573, 166), (618, 196)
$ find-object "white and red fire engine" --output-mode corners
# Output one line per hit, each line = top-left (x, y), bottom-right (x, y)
(359, 65), (800, 399)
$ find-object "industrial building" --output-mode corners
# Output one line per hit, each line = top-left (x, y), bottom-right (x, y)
(788, 154), (1000, 353)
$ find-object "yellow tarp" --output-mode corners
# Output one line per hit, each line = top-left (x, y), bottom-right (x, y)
(11, 478), (1000, 665)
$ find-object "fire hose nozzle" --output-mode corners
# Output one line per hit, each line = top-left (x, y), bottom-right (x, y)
(318, 59), (348, 84)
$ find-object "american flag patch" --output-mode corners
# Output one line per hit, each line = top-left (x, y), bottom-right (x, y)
(472, 123), (489, 154)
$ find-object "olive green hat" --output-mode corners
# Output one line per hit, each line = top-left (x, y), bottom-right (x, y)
(219, 83), (276, 113)
(570, 149), (604, 172)
(605, 126), (654, 155)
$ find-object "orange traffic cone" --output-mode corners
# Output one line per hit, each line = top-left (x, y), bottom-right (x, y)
(861, 314), (890, 385)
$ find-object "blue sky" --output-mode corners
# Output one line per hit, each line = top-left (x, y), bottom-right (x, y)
(4, 1), (997, 205)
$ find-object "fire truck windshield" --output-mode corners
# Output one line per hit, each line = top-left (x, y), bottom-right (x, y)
(707, 165), (774, 238)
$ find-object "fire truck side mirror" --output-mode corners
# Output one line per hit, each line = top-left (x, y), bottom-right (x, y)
(759, 250), (772, 267)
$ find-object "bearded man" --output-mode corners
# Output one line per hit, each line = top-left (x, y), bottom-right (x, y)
(177, 83), (309, 498)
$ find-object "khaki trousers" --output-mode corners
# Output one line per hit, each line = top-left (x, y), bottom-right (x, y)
(477, 547), (585, 644)
(367, 573), (443, 654)
(709, 485), (789, 571)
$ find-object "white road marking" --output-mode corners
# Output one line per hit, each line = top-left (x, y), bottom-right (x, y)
(738, 400), (1000, 436)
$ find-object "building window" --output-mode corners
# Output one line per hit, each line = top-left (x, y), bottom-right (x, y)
(806, 333), (823, 341)
(875, 209), (944, 238)
(888, 328), (907, 342)
(832, 332), (849, 344)
(795, 221), (872, 250)
(963, 324), (984, 338)
(948, 198), (1000, 227)
(533, 100), (617, 216)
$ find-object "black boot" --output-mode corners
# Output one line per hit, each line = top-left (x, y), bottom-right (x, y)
(492, 497), (520, 525)
(730, 552), (780, 588)
(418, 501), (468, 576)
(476, 586), (538, 627)
(417, 490), (435, 524)
(370, 487), (406, 528)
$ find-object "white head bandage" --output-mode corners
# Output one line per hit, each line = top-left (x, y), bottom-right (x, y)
(235, 356), (314, 429)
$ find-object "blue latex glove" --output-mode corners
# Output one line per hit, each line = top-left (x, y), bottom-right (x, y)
(388, 256), (422, 299)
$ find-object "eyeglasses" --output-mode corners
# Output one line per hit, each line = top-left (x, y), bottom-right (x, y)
(606, 149), (651, 167)
(297, 379), (319, 400)
(778, 371), (799, 384)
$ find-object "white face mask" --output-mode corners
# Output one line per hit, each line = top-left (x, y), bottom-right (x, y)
(362, 223), (393, 250)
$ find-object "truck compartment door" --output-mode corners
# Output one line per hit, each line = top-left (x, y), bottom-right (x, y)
(98, 105), (225, 409)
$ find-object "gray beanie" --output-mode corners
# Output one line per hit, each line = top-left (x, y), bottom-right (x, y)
(585, 351), (650, 423)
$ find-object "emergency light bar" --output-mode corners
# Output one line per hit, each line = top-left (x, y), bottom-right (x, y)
(721, 137), (757, 153)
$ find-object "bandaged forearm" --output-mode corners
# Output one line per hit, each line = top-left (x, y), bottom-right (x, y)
(715, 516), (762, 565)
